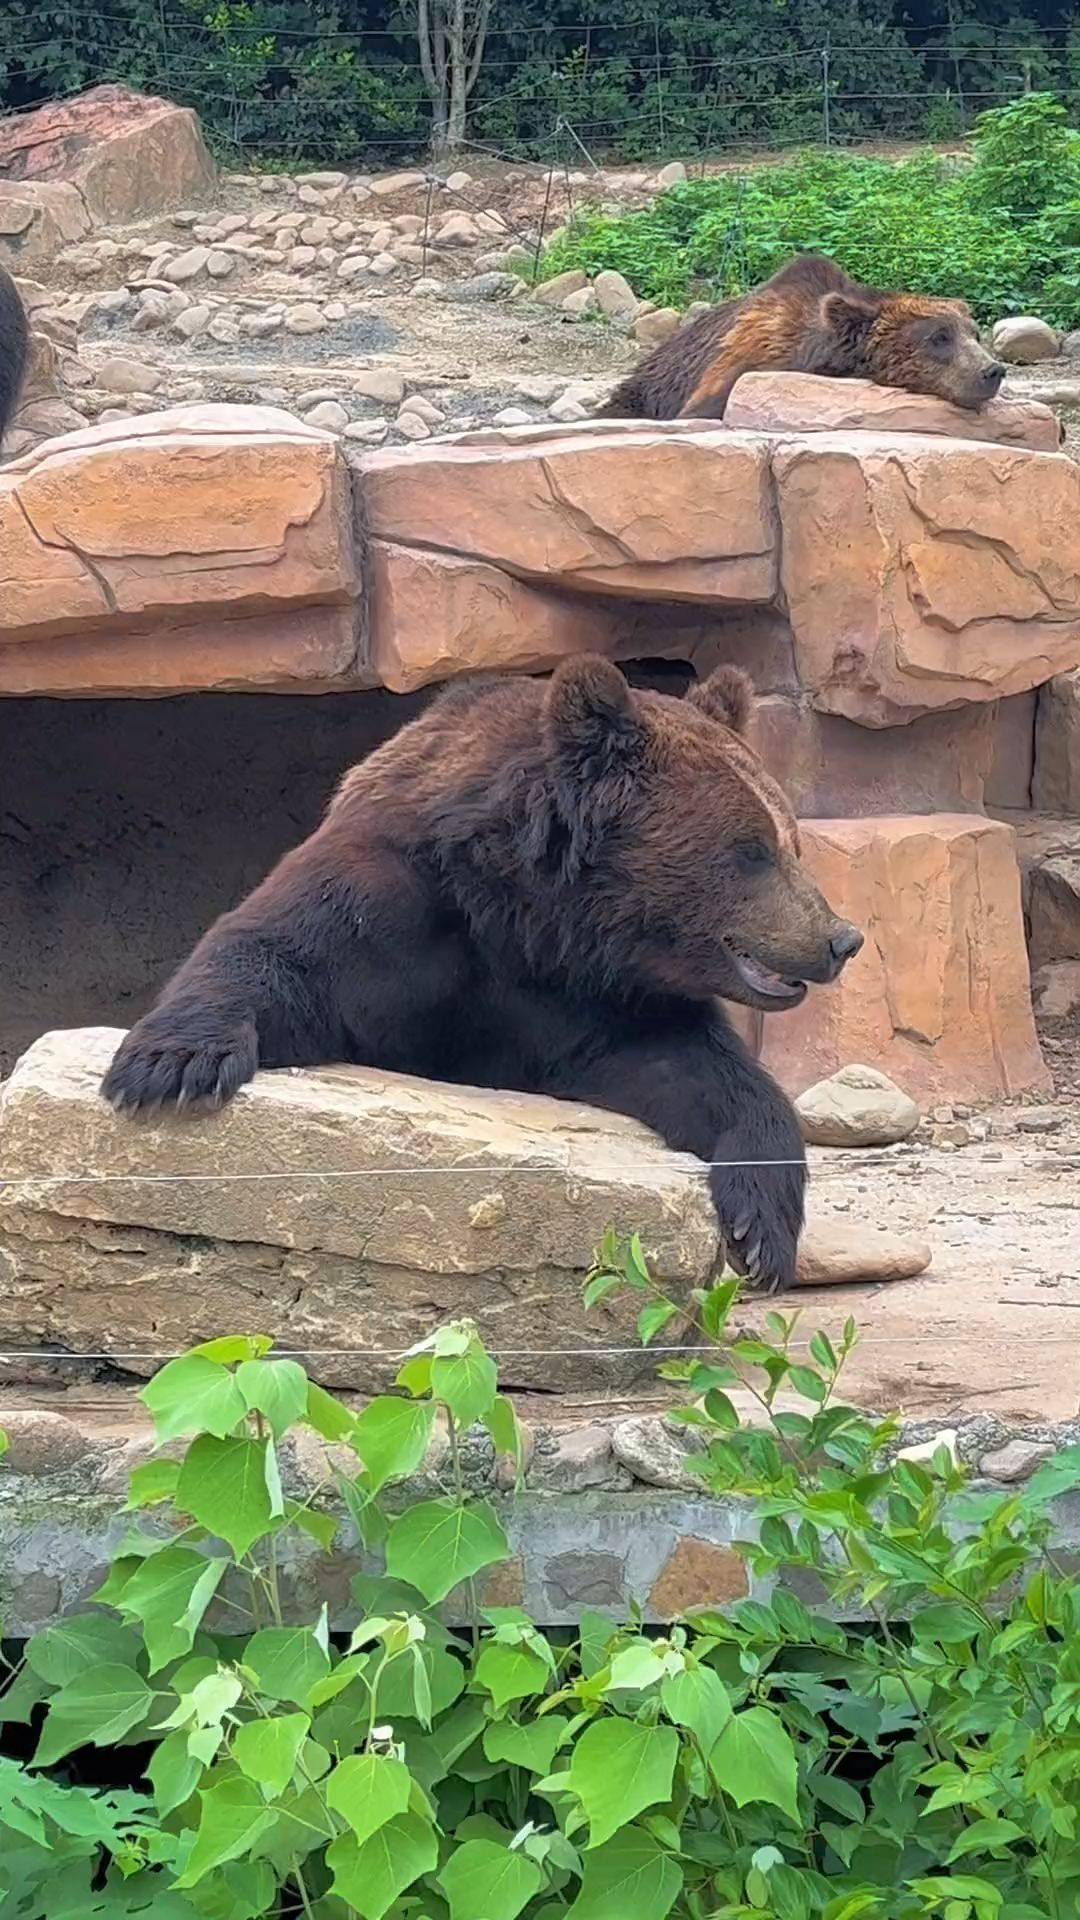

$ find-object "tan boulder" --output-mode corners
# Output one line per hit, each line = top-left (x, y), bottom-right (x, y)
(760, 815), (1049, 1103)
(0, 1027), (720, 1394)
(357, 426), (777, 607)
(795, 1219), (931, 1285)
(0, 85), (215, 226)
(749, 693), (995, 817)
(367, 542), (619, 692)
(0, 403), (362, 695)
(775, 433), (1080, 726)
(0, 180), (91, 270)
(725, 371), (1060, 452)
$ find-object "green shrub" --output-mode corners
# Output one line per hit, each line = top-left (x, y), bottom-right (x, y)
(1, 1277), (1079, 1918)
(539, 93), (1080, 328)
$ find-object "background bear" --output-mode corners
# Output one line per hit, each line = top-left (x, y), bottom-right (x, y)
(597, 252), (1005, 421)
(101, 658), (863, 1293)
(0, 267), (28, 446)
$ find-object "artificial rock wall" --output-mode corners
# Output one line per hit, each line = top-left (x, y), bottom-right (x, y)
(2, 377), (1080, 1102)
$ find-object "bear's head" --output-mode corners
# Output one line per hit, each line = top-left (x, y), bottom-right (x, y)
(544, 655), (863, 1010)
(820, 286), (1005, 411)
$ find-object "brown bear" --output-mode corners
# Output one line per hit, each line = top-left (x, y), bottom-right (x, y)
(101, 658), (863, 1293)
(0, 266), (28, 446)
(597, 252), (1005, 422)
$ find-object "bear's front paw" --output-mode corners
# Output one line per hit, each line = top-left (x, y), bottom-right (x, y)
(709, 1151), (805, 1295)
(101, 1019), (258, 1117)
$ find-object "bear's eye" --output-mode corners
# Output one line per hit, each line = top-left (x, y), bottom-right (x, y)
(733, 839), (772, 875)
(930, 328), (952, 350)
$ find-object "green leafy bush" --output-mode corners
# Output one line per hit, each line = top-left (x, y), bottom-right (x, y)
(2, 1280), (1079, 1918)
(539, 92), (1080, 326)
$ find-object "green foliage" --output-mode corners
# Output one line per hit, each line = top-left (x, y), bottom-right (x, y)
(2, 1295), (1080, 1918)
(540, 92), (1080, 326)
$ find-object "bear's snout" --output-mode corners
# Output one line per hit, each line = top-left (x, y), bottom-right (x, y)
(826, 921), (864, 977)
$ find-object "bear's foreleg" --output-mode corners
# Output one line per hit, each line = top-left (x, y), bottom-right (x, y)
(562, 1013), (806, 1293)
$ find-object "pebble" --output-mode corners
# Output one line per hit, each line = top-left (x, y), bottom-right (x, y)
(353, 368), (405, 405)
(343, 417), (390, 443)
(492, 406), (534, 427)
(562, 286), (599, 317)
(284, 304), (326, 335)
(396, 410), (432, 441)
(205, 250), (235, 278)
(368, 252), (399, 276)
(305, 400), (350, 432)
(794, 1217), (932, 1286)
(288, 246), (317, 271)
(978, 1439), (1054, 1483)
(399, 394), (445, 427)
(163, 245), (210, 283)
(338, 256), (371, 281)
(655, 159), (687, 187)
(593, 267), (637, 318)
(796, 1064), (920, 1148)
(548, 395), (589, 422)
(896, 1429), (959, 1468)
(95, 355), (163, 395)
(172, 304), (212, 340)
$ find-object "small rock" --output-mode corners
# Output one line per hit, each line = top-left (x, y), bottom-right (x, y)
(795, 1218), (932, 1286)
(411, 277), (444, 297)
(978, 1439), (1054, 1483)
(370, 169), (425, 196)
(492, 406), (534, 427)
(533, 268), (588, 306)
(300, 218), (333, 245)
(343, 417), (389, 443)
(338, 256), (371, 281)
(1033, 959), (1080, 1017)
(445, 169), (471, 191)
(288, 245), (317, 271)
(240, 311), (283, 337)
(634, 306), (680, 346)
(930, 1122), (971, 1150)
(305, 399), (349, 431)
(455, 272), (521, 302)
(1015, 1107), (1064, 1135)
(297, 386), (344, 408)
(436, 213), (480, 246)
(297, 170), (347, 190)
(396, 410), (431, 441)
(562, 286), (598, 317)
(353, 368), (405, 405)
(611, 1416), (697, 1489)
(548, 395), (589, 422)
(171, 303), (212, 340)
(796, 1064), (920, 1148)
(535, 1421), (626, 1492)
(163, 245), (210, 284)
(284, 304), (326, 335)
(896, 1429), (959, 1468)
(95, 288), (132, 316)
(593, 268), (637, 318)
(368, 252), (399, 277)
(323, 301), (346, 322)
(95, 356), (164, 396)
(0, 1410), (86, 1474)
(399, 394), (445, 426)
(207, 315), (240, 344)
(513, 374), (561, 402)
(655, 159), (687, 188)
(992, 315), (1060, 364)
(205, 250), (235, 279)
(96, 407), (134, 424)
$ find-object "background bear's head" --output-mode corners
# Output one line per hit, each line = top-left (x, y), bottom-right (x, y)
(820, 286), (1005, 411)
(544, 655), (863, 1010)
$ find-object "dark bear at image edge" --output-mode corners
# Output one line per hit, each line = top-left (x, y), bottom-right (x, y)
(596, 252), (1006, 422)
(0, 267), (28, 444)
(101, 658), (864, 1294)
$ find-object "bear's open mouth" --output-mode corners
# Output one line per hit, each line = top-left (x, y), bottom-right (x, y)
(725, 944), (807, 1006)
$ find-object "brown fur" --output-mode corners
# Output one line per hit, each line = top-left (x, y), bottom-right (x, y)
(100, 658), (863, 1292)
(597, 253), (1005, 421)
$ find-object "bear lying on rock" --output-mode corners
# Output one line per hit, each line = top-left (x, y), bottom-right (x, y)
(102, 659), (863, 1293)
(598, 252), (1006, 421)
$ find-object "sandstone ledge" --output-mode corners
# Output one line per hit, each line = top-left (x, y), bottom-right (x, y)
(0, 405), (362, 695)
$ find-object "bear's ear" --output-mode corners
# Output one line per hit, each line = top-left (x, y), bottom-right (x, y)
(689, 664), (754, 736)
(819, 289), (878, 352)
(544, 655), (646, 770)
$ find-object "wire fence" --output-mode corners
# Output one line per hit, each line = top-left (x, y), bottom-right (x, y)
(1, 8), (1078, 167)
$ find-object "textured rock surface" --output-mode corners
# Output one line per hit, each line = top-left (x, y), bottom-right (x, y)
(0, 179), (91, 269)
(760, 815), (1050, 1102)
(774, 433), (1080, 726)
(991, 316), (1059, 365)
(0, 1028), (719, 1393)
(725, 371), (1061, 452)
(0, 85), (215, 226)
(795, 1064), (920, 1147)
(794, 1218), (931, 1285)
(750, 696), (995, 817)
(0, 404), (360, 694)
(1033, 669), (1080, 814)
